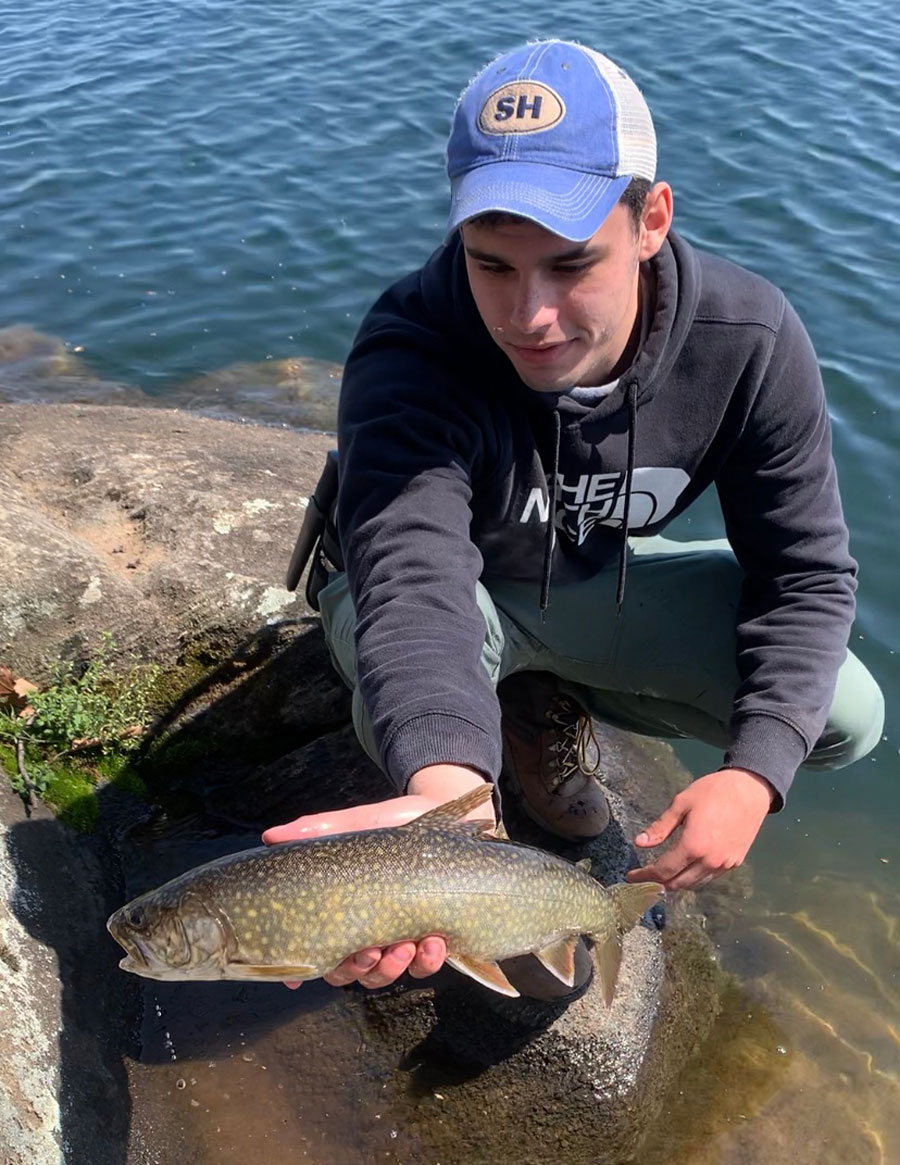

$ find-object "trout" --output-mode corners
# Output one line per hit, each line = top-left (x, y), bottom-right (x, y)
(107, 784), (662, 1004)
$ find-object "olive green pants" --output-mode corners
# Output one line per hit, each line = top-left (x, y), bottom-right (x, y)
(318, 536), (884, 777)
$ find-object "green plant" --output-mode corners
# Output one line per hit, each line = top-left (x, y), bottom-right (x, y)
(27, 634), (160, 758)
(1, 636), (161, 827)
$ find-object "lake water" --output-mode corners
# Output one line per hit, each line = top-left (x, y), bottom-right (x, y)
(2, 0), (898, 1160)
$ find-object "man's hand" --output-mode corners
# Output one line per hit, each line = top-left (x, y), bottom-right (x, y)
(625, 768), (776, 892)
(261, 764), (492, 990)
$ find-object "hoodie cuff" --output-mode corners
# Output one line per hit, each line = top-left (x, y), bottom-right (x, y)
(723, 713), (810, 811)
(381, 712), (500, 793)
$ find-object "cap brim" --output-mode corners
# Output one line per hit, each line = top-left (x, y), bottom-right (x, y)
(446, 161), (631, 242)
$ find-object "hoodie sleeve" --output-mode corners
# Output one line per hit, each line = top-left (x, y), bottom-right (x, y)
(716, 297), (857, 807)
(336, 274), (503, 792)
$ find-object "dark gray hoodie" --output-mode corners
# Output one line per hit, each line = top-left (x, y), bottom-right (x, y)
(337, 230), (856, 806)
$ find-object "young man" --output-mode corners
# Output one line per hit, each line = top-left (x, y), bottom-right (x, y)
(265, 40), (883, 995)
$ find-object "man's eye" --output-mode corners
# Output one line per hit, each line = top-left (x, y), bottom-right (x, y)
(554, 264), (588, 276)
(478, 263), (511, 275)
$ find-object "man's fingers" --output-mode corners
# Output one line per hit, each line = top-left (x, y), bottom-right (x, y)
(321, 937), (447, 990)
(323, 948), (381, 986)
(263, 804), (377, 845)
(408, 935), (447, 978)
(358, 941), (417, 988)
(262, 795), (444, 846)
(664, 860), (716, 892)
(626, 835), (695, 887)
(634, 802), (685, 848)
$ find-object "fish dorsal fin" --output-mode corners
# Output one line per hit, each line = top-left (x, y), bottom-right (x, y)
(446, 953), (520, 997)
(408, 783), (494, 829)
(533, 936), (578, 986)
(575, 858), (592, 873)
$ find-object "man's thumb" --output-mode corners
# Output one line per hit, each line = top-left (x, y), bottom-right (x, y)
(635, 805), (683, 847)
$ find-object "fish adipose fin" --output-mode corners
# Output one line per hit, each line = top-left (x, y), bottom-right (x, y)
(533, 935), (578, 986)
(594, 882), (665, 1006)
(446, 953), (520, 997)
(409, 783), (494, 830)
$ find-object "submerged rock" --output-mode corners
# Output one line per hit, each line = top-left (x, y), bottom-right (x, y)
(169, 355), (342, 432)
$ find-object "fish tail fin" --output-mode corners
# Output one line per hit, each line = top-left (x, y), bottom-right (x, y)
(610, 881), (664, 932)
(592, 882), (664, 1007)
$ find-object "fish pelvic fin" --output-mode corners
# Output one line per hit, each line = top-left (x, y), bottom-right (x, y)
(409, 783), (494, 831)
(595, 933), (623, 1008)
(533, 935), (578, 987)
(227, 963), (317, 980)
(446, 953), (520, 997)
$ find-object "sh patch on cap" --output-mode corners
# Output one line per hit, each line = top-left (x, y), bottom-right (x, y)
(478, 82), (566, 134)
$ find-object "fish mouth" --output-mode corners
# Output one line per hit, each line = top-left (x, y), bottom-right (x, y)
(115, 933), (155, 973)
(108, 914), (157, 974)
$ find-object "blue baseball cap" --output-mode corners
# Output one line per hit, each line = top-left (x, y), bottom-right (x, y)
(446, 40), (657, 242)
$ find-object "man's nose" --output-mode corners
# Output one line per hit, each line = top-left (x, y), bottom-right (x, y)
(510, 277), (557, 333)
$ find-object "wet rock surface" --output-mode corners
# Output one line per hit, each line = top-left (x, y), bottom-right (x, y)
(0, 403), (728, 1164)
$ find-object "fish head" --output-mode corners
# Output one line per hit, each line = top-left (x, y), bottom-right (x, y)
(107, 886), (235, 980)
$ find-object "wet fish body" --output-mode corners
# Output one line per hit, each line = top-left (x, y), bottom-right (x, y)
(108, 785), (662, 1003)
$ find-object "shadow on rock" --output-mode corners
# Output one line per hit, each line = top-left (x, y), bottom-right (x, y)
(132, 619), (392, 834)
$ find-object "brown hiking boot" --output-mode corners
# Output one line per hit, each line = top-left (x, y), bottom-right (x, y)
(500, 671), (610, 839)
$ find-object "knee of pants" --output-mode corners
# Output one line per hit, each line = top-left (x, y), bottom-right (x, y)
(805, 666), (885, 772)
(317, 572), (358, 692)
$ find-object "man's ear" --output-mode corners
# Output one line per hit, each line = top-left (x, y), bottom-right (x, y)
(639, 182), (673, 262)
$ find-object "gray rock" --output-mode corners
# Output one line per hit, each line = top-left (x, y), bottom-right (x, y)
(0, 403), (726, 1164)
(0, 403), (334, 680)
(0, 780), (134, 1165)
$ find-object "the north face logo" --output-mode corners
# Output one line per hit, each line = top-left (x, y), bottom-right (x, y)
(478, 82), (565, 134)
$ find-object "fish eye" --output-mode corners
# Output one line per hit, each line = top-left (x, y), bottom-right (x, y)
(126, 906), (147, 930)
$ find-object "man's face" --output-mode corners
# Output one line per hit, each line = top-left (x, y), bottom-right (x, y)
(461, 206), (644, 392)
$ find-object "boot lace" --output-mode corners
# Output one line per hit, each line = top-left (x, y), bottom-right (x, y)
(546, 696), (602, 791)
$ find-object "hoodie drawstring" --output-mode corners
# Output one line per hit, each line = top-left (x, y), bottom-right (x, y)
(539, 381), (638, 620)
(539, 408), (561, 619)
(616, 380), (639, 614)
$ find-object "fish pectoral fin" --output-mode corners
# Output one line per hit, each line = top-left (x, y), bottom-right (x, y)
(575, 858), (592, 873)
(446, 954), (520, 997)
(409, 784), (494, 829)
(595, 933), (623, 1008)
(533, 936), (578, 986)
(229, 963), (317, 980)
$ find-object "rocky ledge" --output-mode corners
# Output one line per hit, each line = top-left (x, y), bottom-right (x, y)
(0, 404), (728, 1164)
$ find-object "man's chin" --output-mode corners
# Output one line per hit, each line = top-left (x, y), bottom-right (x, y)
(507, 352), (585, 394)
(517, 370), (577, 394)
